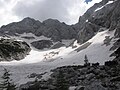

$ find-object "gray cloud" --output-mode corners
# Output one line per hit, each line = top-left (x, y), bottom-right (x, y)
(0, 1), (4, 7)
(13, 0), (77, 24)
(0, 0), (101, 26)
(0, 0), (11, 6)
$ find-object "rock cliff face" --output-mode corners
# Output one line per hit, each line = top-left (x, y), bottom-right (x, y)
(111, 26), (120, 61)
(74, 0), (120, 43)
(0, 17), (77, 49)
(74, 0), (120, 65)
(31, 40), (53, 50)
(0, 0), (119, 49)
(0, 17), (42, 36)
(0, 38), (31, 61)
(0, 18), (77, 42)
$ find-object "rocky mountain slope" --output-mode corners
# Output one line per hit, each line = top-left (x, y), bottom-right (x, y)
(0, 0), (120, 90)
(74, 0), (120, 43)
(0, 18), (76, 50)
(0, 18), (77, 50)
(0, 0), (119, 50)
(0, 38), (31, 61)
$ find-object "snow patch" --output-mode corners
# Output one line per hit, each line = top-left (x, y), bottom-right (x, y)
(86, 19), (88, 22)
(0, 30), (116, 86)
(95, 1), (114, 12)
(69, 86), (76, 90)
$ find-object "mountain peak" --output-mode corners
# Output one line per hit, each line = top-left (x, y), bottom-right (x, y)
(22, 17), (36, 21)
(21, 17), (41, 24)
(43, 18), (60, 25)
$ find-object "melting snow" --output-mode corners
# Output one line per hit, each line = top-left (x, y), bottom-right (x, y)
(0, 30), (116, 86)
(95, 1), (114, 12)
(86, 19), (88, 22)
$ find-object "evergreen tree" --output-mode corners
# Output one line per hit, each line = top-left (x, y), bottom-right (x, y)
(0, 68), (16, 90)
(84, 55), (90, 66)
(55, 70), (69, 90)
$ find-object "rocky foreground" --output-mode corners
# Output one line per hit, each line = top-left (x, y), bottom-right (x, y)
(19, 61), (120, 90)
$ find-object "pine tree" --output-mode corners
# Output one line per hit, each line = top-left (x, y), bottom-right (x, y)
(84, 55), (90, 66)
(0, 68), (16, 90)
(55, 70), (69, 90)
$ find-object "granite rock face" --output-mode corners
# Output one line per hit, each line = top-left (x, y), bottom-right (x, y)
(0, 18), (77, 49)
(31, 40), (53, 50)
(110, 21), (120, 61)
(74, 0), (120, 43)
(0, 17), (42, 36)
(42, 19), (76, 41)
(0, 38), (31, 61)
(0, 18), (77, 42)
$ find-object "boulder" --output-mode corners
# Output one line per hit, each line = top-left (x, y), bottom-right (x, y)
(31, 40), (53, 49)
(0, 38), (31, 61)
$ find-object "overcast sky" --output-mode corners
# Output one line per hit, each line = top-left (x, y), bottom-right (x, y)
(0, 0), (102, 26)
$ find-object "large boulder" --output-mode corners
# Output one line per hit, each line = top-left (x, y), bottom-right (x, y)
(31, 40), (53, 50)
(0, 38), (31, 61)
